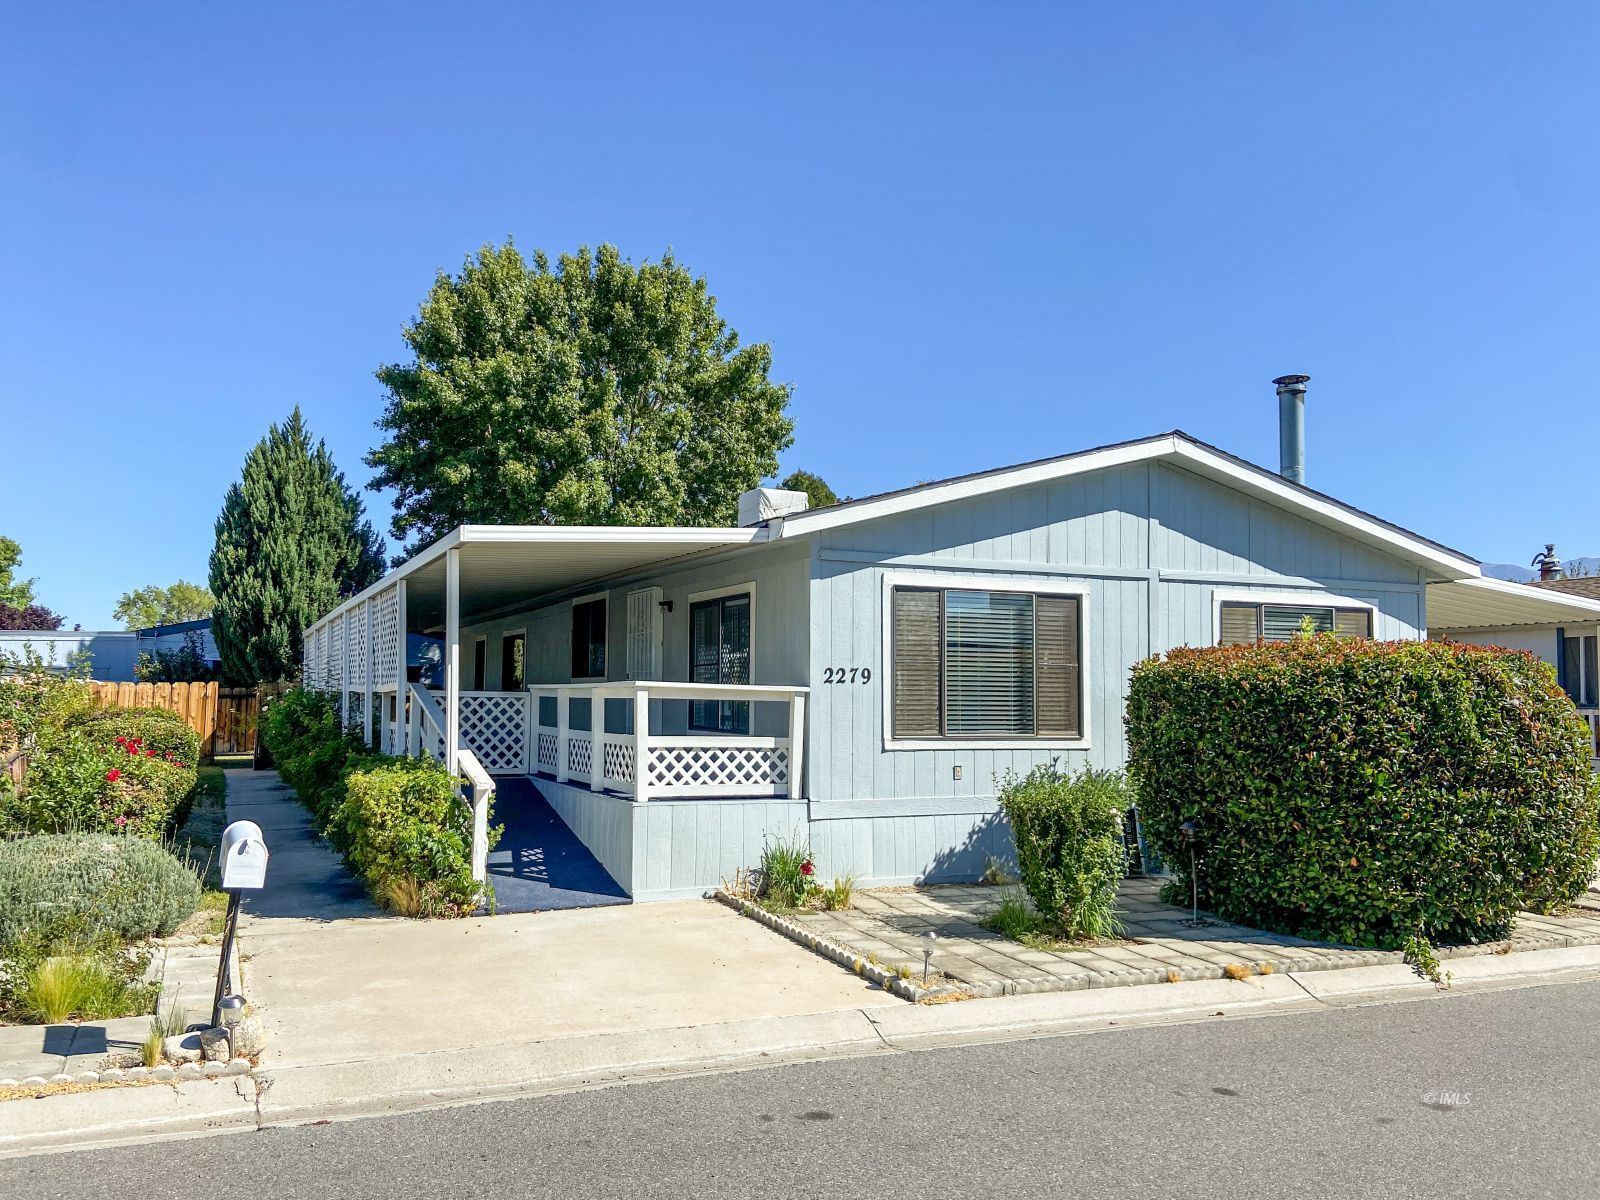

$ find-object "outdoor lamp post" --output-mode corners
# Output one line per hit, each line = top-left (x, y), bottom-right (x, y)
(922, 930), (937, 985)
(1177, 821), (1215, 929)
(218, 994), (245, 1054)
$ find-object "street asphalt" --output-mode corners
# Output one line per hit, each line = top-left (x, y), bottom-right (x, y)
(5, 978), (1599, 1199)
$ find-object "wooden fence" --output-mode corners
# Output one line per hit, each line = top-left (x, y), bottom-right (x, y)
(81, 680), (287, 761)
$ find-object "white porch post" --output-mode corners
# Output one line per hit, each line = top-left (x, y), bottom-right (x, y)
(445, 547), (461, 778)
(556, 687), (570, 783)
(787, 693), (806, 801)
(362, 596), (374, 749)
(633, 686), (650, 804)
(395, 579), (408, 755)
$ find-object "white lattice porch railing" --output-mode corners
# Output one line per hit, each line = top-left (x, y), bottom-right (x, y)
(429, 690), (531, 774)
(529, 681), (807, 802)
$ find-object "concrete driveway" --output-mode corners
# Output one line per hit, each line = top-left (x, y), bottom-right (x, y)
(243, 900), (900, 1070)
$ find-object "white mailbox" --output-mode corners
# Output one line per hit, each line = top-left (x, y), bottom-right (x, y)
(220, 820), (269, 890)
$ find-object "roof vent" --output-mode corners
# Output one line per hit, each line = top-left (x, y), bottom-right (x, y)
(738, 487), (809, 528)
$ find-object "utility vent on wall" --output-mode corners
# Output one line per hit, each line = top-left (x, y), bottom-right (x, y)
(626, 587), (664, 680)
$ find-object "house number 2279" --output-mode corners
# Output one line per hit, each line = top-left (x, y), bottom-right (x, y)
(822, 667), (872, 684)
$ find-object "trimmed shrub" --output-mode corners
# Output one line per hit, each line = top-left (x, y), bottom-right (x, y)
(261, 687), (361, 823)
(72, 707), (200, 768)
(6, 729), (194, 837)
(1126, 637), (1600, 948)
(327, 755), (490, 916)
(0, 832), (201, 943)
(997, 764), (1129, 940)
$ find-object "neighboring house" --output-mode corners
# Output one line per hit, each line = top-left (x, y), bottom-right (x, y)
(1433, 574), (1600, 759)
(302, 401), (1600, 902)
(134, 617), (220, 671)
(0, 629), (140, 680)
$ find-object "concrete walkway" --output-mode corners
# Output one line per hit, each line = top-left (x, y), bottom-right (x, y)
(225, 769), (378, 921)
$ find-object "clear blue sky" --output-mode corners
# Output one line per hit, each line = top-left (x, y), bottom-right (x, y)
(3, 3), (1597, 628)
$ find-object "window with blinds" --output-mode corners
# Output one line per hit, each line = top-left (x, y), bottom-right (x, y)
(890, 586), (1083, 740)
(1218, 601), (1372, 646)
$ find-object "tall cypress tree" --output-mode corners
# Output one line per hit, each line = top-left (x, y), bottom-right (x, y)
(210, 408), (386, 685)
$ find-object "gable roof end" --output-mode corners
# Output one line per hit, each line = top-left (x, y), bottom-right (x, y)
(774, 431), (1479, 580)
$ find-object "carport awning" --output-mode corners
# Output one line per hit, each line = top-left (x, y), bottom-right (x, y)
(1427, 576), (1600, 631)
(346, 525), (764, 630)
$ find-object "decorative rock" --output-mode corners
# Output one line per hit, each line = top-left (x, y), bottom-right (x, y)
(74, 1072), (99, 1084)
(203, 1062), (227, 1078)
(228, 1016), (267, 1057)
(175, 1063), (204, 1081)
(150, 1066), (175, 1082)
(100, 1068), (125, 1081)
(0, 1079), (18, 1088)
(199, 1026), (232, 1062)
(48, 1073), (72, 1084)
(20, 1076), (48, 1088)
(163, 1032), (204, 1063)
(127, 1067), (150, 1080)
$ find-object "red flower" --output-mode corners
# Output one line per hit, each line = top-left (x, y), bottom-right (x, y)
(165, 751), (175, 760)
(800, 859), (814, 877)
(105, 768), (122, 782)
(114, 815), (128, 828)
(115, 736), (127, 746)
(146, 748), (157, 757)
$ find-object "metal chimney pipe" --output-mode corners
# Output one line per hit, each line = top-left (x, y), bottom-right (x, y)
(1273, 374), (1310, 485)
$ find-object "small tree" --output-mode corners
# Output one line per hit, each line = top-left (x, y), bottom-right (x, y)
(114, 581), (214, 630)
(366, 242), (794, 555)
(209, 408), (385, 686)
(0, 538), (60, 629)
(780, 469), (843, 509)
(0, 603), (63, 632)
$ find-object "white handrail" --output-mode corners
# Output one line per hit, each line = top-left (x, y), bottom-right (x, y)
(408, 683), (492, 886)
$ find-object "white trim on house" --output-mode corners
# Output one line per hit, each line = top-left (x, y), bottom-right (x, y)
(1209, 587), (1379, 645)
(778, 432), (1480, 581)
(877, 569), (1093, 752)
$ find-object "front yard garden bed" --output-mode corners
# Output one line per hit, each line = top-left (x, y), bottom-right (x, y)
(720, 877), (1600, 1001)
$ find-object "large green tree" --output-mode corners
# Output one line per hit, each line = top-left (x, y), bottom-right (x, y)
(209, 408), (386, 685)
(366, 242), (794, 554)
(114, 580), (215, 629)
(0, 536), (37, 609)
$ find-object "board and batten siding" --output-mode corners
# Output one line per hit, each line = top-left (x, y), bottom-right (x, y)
(803, 459), (1427, 885)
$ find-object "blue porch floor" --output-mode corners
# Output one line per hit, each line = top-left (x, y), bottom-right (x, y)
(486, 776), (631, 913)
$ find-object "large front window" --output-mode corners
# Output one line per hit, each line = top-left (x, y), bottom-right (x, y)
(890, 586), (1082, 740)
(571, 597), (607, 679)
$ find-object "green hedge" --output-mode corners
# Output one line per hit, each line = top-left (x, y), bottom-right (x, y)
(264, 687), (493, 916)
(998, 764), (1128, 940)
(329, 756), (487, 916)
(1126, 636), (1600, 948)
(261, 687), (362, 824)
(0, 832), (201, 943)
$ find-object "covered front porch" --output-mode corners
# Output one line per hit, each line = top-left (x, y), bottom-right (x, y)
(299, 524), (810, 906)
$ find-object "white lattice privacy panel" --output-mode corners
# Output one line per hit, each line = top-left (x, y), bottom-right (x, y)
(346, 604), (367, 690)
(567, 734), (594, 779)
(371, 587), (400, 690)
(646, 740), (791, 798)
(449, 692), (531, 774)
(602, 740), (636, 786)
(537, 732), (558, 773)
(328, 618), (345, 691)
(313, 626), (329, 690)
(626, 587), (663, 679)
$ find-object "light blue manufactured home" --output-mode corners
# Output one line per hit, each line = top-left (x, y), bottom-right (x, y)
(302, 427), (1600, 905)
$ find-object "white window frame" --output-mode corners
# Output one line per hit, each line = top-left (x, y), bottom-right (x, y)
(1211, 588), (1379, 646)
(569, 590), (609, 682)
(879, 570), (1092, 752)
(499, 626), (528, 691)
(686, 581), (758, 682)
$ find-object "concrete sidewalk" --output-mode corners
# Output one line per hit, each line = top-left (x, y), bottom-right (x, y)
(225, 769), (378, 921)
